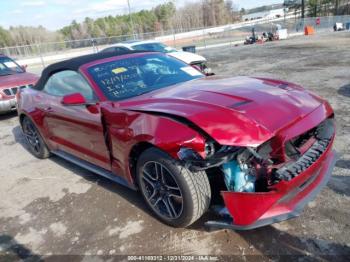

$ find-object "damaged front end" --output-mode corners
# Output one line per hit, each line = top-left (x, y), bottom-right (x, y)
(177, 117), (336, 230)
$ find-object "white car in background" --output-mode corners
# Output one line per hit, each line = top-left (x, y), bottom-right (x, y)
(100, 40), (212, 75)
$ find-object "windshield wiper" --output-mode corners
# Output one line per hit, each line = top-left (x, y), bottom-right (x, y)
(136, 90), (153, 97)
(0, 72), (13, 76)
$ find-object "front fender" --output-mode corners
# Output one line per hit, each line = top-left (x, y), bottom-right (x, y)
(129, 113), (206, 158)
(101, 106), (206, 184)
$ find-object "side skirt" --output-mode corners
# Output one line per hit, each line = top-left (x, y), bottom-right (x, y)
(52, 150), (136, 190)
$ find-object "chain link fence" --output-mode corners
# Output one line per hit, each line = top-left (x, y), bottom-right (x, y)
(1, 15), (349, 74)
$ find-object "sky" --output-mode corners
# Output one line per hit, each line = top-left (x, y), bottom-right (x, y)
(0, 0), (283, 30)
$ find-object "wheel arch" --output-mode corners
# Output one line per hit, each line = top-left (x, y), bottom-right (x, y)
(19, 113), (40, 134)
(19, 113), (28, 126)
(18, 111), (53, 152)
(128, 141), (155, 186)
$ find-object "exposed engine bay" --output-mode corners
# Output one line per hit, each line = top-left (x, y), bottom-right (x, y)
(178, 117), (335, 195)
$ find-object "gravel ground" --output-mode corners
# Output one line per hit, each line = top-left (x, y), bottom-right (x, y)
(1, 32), (349, 261)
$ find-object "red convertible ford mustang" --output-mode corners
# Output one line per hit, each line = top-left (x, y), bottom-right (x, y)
(17, 51), (336, 230)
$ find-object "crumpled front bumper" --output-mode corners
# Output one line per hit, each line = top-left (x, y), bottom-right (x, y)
(205, 145), (337, 231)
(0, 98), (17, 114)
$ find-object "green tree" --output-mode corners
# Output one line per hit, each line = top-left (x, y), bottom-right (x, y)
(154, 2), (176, 30)
(0, 27), (12, 47)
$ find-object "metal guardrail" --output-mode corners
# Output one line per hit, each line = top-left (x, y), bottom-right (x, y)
(1, 15), (349, 71)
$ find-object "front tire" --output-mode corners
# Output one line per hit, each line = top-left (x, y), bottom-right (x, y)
(136, 148), (211, 228)
(21, 116), (51, 159)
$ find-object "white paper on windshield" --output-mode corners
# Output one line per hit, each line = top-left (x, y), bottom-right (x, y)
(181, 66), (202, 76)
(4, 61), (17, 68)
(165, 46), (174, 51)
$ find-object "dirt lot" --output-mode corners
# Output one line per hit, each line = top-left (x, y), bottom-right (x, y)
(1, 32), (350, 260)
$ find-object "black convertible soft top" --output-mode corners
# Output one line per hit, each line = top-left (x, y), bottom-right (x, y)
(34, 50), (151, 90)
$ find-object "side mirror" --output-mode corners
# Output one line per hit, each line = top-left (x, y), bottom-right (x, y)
(21, 64), (28, 72)
(61, 93), (87, 106)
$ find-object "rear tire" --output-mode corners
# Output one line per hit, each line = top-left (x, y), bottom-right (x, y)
(136, 147), (211, 228)
(21, 116), (51, 159)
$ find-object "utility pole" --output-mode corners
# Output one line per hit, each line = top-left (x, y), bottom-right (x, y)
(127, 0), (136, 39)
(335, 0), (339, 15)
(301, 0), (305, 18)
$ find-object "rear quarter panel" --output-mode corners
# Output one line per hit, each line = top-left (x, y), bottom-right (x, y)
(17, 88), (53, 149)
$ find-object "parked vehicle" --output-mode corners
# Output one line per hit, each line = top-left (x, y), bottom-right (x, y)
(100, 40), (212, 75)
(17, 51), (336, 229)
(0, 54), (38, 114)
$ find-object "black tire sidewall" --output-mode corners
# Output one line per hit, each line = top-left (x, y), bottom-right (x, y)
(136, 148), (197, 228)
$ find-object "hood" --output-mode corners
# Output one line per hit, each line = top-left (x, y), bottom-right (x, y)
(168, 51), (206, 64)
(0, 72), (39, 89)
(120, 76), (323, 147)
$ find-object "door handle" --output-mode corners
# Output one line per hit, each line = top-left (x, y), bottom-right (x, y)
(44, 106), (53, 112)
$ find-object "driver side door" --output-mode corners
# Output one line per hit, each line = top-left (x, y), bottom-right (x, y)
(39, 70), (111, 170)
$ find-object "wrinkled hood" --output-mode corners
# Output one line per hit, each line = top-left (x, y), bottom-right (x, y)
(168, 51), (206, 64)
(120, 76), (324, 147)
(0, 72), (38, 89)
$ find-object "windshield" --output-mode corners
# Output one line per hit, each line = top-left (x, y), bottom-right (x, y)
(0, 56), (24, 76)
(132, 43), (176, 53)
(87, 53), (203, 101)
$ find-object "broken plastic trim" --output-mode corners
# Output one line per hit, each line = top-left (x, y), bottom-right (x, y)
(177, 146), (243, 172)
(205, 150), (337, 231)
(274, 118), (335, 182)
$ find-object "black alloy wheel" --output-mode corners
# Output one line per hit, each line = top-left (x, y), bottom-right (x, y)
(21, 116), (50, 159)
(140, 161), (184, 220)
(136, 148), (211, 228)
